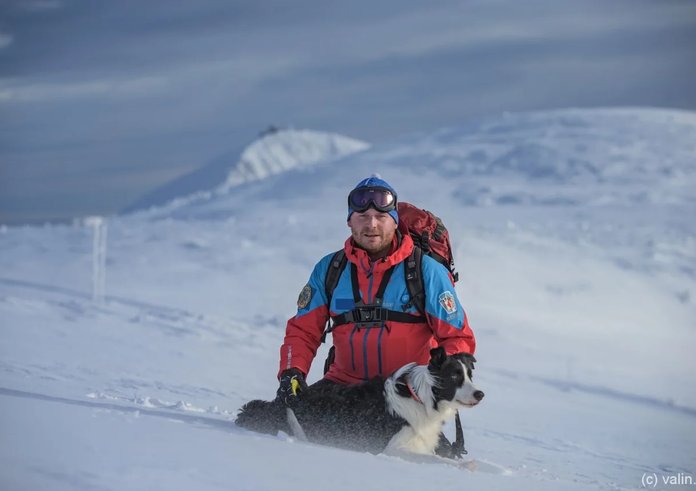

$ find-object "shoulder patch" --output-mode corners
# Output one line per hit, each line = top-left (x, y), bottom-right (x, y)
(297, 284), (313, 309)
(438, 291), (457, 315)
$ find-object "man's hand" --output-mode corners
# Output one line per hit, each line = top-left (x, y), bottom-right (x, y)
(276, 368), (307, 407)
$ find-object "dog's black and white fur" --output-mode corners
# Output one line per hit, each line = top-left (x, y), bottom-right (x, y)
(235, 347), (484, 456)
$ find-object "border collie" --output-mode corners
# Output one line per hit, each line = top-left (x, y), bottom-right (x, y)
(235, 347), (484, 456)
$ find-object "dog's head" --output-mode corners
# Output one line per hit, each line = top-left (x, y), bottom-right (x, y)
(428, 347), (484, 408)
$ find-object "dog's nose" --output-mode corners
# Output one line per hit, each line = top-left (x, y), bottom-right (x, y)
(473, 390), (485, 401)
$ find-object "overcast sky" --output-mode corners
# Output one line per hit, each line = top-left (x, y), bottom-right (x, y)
(1, 0), (695, 224)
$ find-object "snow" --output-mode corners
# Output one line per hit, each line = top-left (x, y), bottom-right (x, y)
(1, 107), (695, 490)
(123, 128), (369, 213)
(220, 128), (370, 190)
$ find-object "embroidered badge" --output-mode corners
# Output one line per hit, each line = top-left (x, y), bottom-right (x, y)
(438, 291), (457, 315)
(297, 284), (313, 309)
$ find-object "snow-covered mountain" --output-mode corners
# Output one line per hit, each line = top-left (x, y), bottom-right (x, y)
(1, 108), (695, 491)
(123, 128), (369, 212)
(219, 128), (369, 190)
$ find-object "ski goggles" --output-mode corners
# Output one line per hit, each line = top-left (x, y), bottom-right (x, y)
(348, 186), (397, 213)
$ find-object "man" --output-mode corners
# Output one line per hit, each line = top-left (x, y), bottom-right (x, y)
(277, 175), (476, 395)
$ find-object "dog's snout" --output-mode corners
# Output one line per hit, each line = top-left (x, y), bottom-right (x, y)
(473, 390), (485, 401)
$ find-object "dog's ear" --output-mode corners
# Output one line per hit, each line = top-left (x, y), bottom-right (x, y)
(454, 352), (476, 370)
(428, 347), (447, 369)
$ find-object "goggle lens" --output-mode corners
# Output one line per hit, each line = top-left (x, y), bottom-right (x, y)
(348, 187), (396, 212)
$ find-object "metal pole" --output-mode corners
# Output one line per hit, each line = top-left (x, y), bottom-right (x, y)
(85, 216), (107, 303)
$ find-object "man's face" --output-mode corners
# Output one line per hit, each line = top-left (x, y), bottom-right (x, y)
(348, 208), (397, 257)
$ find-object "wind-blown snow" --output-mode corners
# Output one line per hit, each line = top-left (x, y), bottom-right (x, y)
(1, 108), (694, 491)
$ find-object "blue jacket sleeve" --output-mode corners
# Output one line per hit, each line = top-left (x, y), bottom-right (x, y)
(279, 253), (334, 377)
(421, 255), (476, 354)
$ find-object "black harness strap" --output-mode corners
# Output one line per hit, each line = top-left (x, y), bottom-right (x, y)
(350, 262), (362, 303)
(331, 307), (423, 326)
(331, 308), (422, 326)
(331, 262), (422, 327)
(373, 263), (395, 302)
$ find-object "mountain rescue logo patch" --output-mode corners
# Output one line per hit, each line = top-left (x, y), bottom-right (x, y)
(438, 291), (457, 315)
(297, 284), (313, 310)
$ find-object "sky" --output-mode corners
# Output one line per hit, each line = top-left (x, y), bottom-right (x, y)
(1, 0), (695, 224)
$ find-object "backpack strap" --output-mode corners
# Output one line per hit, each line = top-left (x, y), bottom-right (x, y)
(349, 262), (363, 304)
(324, 249), (347, 304)
(403, 245), (426, 316)
(321, 249), (348, 343)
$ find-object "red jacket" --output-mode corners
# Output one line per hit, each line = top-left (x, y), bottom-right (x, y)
(279, 234), (475, 384)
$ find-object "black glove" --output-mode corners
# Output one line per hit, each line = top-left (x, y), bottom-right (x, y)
(276, 368), (307, 407)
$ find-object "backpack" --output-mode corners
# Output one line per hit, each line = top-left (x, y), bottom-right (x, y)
(323, 202), (458, 331)
(396, 202), (458, 285)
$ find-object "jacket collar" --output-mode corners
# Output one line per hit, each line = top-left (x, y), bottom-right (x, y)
(344, 231), (414, 273)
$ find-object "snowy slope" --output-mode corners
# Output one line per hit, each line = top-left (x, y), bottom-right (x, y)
(220, 128), (370, 190)
(123, 128), (369, 212)
(1, 108), (695, 491)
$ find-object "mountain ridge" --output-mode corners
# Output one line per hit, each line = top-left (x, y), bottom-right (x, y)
(123, 128), (369, 214)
